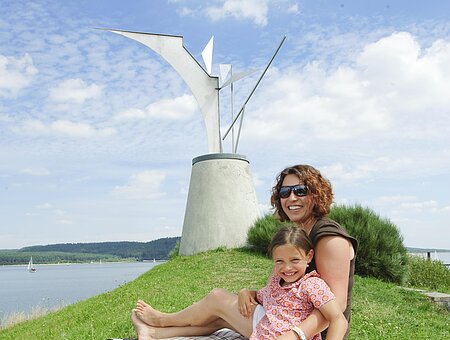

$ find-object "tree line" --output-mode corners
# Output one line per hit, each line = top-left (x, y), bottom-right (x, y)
(0, 237), (180, 265)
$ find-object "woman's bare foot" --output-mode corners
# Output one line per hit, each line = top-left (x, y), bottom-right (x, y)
(131, 310), (155, 340)
(134, 300), (166, 327)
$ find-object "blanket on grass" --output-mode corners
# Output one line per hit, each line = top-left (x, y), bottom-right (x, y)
(108, 328), (246, 340)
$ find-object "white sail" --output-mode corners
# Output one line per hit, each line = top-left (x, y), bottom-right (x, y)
(28, 256), (36, 272)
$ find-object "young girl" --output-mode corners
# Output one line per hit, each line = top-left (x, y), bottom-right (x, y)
(238, 225), (348, 340)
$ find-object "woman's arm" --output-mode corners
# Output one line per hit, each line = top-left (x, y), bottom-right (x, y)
(314, 235), (353, 311)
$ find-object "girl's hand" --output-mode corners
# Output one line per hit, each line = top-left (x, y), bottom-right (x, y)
(276, 331), (298, 340)
(238, 288), (257, 318)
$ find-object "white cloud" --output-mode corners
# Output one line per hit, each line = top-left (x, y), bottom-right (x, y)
(56, 219), (73, 225)
(399, 200), (438, 212)
(321, 157), (414, 183)
(114, 108), (146, 120)
(114, 94), (197, 121)
(205, 0), (269, 26)
(144, 94), (198, 119)
(112, 170), (166, 200)
(35, 203), (53, 209)
(0, 54), (38, 98)
(21, 167), (50, 176)
(375, 195), (417, 204)
(53, 209), (66, 216)
(357, 32), (450, 113)
(13, 119), (115, 138)
(245, 32), (450, 143)
(258, 202), (272, 216)
(286, 3), (299, 14)
(251, 172), (265, 188)
(374, 195), (450, 215)
(49, 78), (102, 103)
(0, 114), (12, 122)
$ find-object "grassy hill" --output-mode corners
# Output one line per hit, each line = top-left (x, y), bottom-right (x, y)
(0, 248), (448, 339)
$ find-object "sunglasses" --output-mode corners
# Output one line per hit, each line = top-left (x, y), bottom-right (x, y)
(279, 184), (308, 199)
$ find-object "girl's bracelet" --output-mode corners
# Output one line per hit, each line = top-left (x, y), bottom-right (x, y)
(292, 326), (307, 340)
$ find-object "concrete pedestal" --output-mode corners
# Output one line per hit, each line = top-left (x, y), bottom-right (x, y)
(179, 153), (260, 256)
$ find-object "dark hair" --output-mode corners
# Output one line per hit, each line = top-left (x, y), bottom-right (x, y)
(269, 225), (313, 256)
(270, 165), (333, 221)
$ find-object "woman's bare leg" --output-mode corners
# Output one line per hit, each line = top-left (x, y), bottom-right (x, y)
(134, 288), (254, 338)
(131, 311), (230, 339)
(132, 310), (154, 340)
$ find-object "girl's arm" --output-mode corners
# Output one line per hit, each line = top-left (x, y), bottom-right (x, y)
(276, 309), (328, 340)
(318, 300), (348, 340)
(238, 288), (258, 318)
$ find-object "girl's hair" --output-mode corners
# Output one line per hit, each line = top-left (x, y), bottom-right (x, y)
(271, 165), (333, 221)
(269, 225), (313, 256)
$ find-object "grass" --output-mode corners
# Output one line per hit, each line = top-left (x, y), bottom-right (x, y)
(0, 248), (448, 339)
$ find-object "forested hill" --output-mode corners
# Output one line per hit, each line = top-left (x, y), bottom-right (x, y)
(19, 237), (180, 261)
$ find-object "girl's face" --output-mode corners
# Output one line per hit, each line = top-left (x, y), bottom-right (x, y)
(272, 244), (313, 285)
(280, 174), (315, 225)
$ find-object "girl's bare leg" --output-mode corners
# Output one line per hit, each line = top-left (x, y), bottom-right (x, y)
(134, 288), (254, 338)
(131, 311), (230, 339)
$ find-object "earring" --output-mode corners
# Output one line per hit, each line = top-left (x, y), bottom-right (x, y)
(306, 264), (309, 267)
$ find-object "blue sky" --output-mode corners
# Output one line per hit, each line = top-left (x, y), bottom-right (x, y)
(1, 0), (449, 250)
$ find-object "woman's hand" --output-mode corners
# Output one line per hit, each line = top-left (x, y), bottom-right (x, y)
(238, 288), (257, 318)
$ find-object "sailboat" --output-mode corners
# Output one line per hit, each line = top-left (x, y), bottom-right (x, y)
(27, 256), (36, 272)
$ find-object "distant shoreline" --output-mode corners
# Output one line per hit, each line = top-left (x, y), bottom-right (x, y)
(0, 259), (166, 267)
(407, 247), (450, 253)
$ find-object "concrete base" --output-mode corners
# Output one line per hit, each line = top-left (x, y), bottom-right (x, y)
(179, 153), (260, 256)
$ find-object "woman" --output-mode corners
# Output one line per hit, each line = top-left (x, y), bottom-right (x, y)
(131, 165), (357, 339)
(271, 165), (357, 339)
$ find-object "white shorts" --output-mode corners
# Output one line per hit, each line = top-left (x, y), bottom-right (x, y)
(252, 304), (265, 330)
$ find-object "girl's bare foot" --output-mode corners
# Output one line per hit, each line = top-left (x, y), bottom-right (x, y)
(134, 300), (166, 327)
(131, 310), (155, 340)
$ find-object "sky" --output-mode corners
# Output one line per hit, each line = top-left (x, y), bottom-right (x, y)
(1, 0), (449, 250)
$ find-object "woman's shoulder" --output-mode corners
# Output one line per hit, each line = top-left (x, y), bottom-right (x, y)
(310, 217), (358, 250)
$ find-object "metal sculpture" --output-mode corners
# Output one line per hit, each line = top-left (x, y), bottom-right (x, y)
(102, 28), (284, 154)
(100, 28), (285, 255)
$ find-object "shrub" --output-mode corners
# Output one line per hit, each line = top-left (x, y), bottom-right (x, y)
(168, 240), (180, 259)
(247, 205), (409, 285)
(329, 204), (408, 284)
(406, 255), (450, 293)
(247, 214), (287, 255)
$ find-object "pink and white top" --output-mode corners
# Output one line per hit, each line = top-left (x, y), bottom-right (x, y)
(250, 270), (335, 340)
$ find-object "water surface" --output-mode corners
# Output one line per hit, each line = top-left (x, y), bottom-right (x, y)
(0, 261), (159, 321)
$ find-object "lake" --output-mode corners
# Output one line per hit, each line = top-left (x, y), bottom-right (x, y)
(0, 261), (160, 323)
(409, 251), (450, 265)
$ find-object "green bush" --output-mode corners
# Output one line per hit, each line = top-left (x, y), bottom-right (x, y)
(247, 205), (409, 284)
(168, 240), (180, 259)
(406, 255), (450, 293)
(247, 214), (287, 255)
(329, 204), (408, 285)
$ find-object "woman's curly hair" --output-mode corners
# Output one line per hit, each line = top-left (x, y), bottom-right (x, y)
(271, 165), (334, 221)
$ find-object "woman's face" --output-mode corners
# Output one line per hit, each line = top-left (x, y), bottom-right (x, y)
(280, 174), (315, 225)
